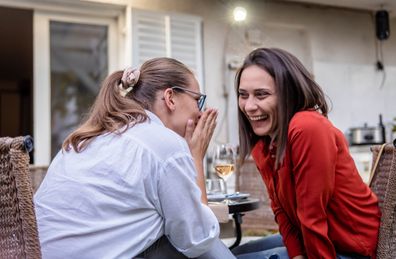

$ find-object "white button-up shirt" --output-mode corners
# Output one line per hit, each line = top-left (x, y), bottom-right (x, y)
(34, 111), (219, 259)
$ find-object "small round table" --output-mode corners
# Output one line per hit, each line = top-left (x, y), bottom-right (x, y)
(227, 198), (261, 249)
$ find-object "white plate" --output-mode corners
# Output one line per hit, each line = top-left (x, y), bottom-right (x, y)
(207, 193), (250, 202)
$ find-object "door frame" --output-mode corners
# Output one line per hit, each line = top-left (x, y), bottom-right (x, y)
(32, 5), (122, 165)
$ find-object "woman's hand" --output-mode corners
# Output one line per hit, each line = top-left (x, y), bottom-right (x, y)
(184, 108), (217, 204)
(184, 108), (218, 161)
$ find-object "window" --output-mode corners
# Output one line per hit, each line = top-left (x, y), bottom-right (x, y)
(50, 21), (108, 158)
(34, 11), (117, 165)
(131, 9), (204, 87)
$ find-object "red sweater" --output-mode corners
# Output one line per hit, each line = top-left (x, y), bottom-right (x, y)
(252, 111), (380, 258)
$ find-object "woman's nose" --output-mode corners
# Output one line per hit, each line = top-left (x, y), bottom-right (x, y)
(244, 97), (257, 111)
(197, 109), (203, 117)
(196, 110), (203, 121)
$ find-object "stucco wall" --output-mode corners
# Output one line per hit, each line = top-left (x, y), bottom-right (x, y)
(128, 0), (396, 143)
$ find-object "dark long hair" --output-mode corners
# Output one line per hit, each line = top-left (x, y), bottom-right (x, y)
(63, 57), (193, 152)
(235, 48), (328, 167)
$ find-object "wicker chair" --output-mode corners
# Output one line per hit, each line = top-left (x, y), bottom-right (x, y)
(369, 141), (396, 259)
(0, 136), (41, 258)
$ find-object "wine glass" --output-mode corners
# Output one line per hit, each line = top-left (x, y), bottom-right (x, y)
(212, 143), (237, 196)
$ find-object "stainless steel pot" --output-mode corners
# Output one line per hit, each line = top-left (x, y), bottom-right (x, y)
(349, 126), (385, 145)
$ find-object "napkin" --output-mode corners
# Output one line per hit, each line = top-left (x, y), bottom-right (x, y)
(208, 202), (229, 223)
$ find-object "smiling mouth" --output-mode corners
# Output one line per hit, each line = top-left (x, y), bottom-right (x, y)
(248, 114), (268, 121)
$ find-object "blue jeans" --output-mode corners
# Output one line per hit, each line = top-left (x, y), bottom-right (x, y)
(137, 235), (236, 258)
(232, 234), (288, 259)
(337, 254), (370, 259)
(231, 234), (371, 259)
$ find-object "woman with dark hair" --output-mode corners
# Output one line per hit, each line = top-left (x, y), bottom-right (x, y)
(34, 57), (235, 259)
(232, 48), (380, 259)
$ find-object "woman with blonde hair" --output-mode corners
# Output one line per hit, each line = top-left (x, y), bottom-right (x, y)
(35, 57), (235, 259)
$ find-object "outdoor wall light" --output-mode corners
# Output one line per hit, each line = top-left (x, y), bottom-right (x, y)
(233, 6), (247, 22)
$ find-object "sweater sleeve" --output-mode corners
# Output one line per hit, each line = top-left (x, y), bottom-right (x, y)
(289, 113), (337, 258)
(252, 141), (305, 258)
(270, 194), (306, 257)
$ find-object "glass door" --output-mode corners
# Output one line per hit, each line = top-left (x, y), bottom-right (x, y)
(34, 12), (118, 165)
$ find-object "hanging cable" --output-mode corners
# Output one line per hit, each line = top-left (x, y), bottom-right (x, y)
(373, 11), (387, 90)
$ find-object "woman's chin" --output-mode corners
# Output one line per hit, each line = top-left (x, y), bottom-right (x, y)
(252, 128), (271, 137)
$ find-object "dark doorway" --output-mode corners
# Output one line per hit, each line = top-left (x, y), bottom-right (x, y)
(0, 6), (33, 142)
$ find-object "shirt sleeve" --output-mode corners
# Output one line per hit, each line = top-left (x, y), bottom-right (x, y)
(270, 192), (306, 257)
(289, 115), (337, 258)
(252, 142), (305, 258)
(157, 153), (220, 258)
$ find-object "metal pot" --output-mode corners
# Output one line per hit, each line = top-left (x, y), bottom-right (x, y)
(349, 125), (385, 145)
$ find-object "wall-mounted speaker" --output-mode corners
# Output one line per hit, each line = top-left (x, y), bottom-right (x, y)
(376, 10), (390, 40)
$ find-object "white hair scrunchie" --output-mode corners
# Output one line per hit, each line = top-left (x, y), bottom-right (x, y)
(119, 67), (141, 97)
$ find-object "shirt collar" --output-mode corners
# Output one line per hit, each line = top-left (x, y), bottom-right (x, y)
(145, 110), (164, 126)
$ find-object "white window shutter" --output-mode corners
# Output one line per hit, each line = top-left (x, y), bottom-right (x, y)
(170, 16), (203, 86)
(132, 10), (167, 66)
(132, 9), (204, 87)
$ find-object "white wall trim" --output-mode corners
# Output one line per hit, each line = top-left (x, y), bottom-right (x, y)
(32, 10), (120, 165)
(33, 13), (51, 166)
(0, 0), (124, 18)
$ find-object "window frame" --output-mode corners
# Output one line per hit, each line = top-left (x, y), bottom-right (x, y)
(33, 11), (118, 165)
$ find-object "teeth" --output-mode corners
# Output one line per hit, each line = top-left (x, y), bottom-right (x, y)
(249, 115), (268, 121)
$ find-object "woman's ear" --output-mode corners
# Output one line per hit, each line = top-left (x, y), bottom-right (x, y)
(163, 88), (176, 111)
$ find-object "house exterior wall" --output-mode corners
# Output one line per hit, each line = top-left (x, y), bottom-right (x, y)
(116, 0), (396, 143)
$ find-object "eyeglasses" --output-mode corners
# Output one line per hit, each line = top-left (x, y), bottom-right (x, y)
(171, 86), (207, 111)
